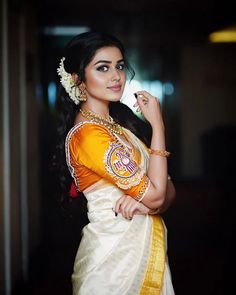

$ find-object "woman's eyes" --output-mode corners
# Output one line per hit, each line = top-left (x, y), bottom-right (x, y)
(96, 64), (125, 72)
(97, 65), (109, 72)
(116, 63), (125, 71)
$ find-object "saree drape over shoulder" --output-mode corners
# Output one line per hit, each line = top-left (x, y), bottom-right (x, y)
(65, 122), (175, 295)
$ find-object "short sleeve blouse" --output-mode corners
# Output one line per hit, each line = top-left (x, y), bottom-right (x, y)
(65, 122), (150, 201)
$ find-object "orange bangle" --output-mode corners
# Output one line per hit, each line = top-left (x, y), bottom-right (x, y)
(149, 149), (170, 157)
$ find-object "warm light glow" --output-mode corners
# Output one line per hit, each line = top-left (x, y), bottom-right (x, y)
(209, 25), (236, 43)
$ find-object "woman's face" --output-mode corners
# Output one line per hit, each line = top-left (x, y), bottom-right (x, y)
(84, 46), (126, 103)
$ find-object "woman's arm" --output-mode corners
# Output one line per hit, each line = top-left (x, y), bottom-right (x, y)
(133, 91), (169, 209)
(149, 179), (176, 214)
(159, 179), (176, 213)
(115, 179), (176, 220)
(115, 90), (171, 215)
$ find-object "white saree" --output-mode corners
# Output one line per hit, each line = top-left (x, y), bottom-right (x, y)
(66, 125), (175, 295)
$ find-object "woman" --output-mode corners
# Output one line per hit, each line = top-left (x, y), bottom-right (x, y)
(57, 31), (175, 295)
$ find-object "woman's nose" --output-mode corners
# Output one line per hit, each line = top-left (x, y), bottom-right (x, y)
(111, 68), (121, 81)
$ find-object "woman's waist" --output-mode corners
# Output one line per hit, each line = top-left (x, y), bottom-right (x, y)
(87, 208), (119, 224)
(83, 180), (124, 212)
(87, 206), (147, 224)
(84, 212), (148, 232)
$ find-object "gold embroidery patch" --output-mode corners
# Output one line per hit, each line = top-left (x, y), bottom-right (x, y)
(105, 141), (144, 189)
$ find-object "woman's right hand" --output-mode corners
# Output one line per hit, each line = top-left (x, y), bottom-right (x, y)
(114, 195), (152, 220)
(134, 90), (164, 127)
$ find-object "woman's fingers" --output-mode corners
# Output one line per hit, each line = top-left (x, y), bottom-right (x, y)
(114, 195), (125, 214)
(114, 195), (138, 220)
(114, 195), (152, 219)
(134, 91), (154, 113)
(136, 90), (155, 100)
(123, 202), (136, 219)
(134, 90), (163, 125)
(119, 198), (134, 219)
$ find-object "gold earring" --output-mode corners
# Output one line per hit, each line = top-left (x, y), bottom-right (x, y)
(78, 82), (87, 101)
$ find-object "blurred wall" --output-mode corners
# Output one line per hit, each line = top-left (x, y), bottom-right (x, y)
(0, 1), (41, 293)
(0, 35), (4, 294)
(180, 44), (236, 178)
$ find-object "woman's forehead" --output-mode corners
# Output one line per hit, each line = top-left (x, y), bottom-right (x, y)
(91, 46), (123, 63)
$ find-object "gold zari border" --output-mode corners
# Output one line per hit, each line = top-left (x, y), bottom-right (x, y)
(140, 215), (165, 295)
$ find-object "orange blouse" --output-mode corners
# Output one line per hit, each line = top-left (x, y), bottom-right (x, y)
(65, 122), (150, 201)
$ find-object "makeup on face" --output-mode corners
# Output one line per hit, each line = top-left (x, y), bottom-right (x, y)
(83, 47), (127, 103)
(94, 59), (125, 72)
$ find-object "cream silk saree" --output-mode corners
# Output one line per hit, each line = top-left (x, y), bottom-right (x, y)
(66, 122), (175, 295)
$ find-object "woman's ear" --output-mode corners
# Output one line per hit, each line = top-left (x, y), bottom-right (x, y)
(71, 73), (80, 85)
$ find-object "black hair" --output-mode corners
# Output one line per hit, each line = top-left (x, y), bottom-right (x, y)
(55, 31), (151, 215)
(63, 31), (135, 82)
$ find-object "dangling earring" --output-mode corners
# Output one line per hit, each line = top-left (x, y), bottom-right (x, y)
(78, 82), (87, 101)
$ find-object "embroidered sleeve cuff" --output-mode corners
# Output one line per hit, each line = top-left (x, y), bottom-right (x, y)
(105, 141), (145, 190)
(134, 177), (150, 202)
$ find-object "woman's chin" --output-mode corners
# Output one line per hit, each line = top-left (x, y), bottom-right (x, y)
(108, 96), (121, 102)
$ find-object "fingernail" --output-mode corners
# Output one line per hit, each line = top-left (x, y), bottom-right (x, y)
(115, 212), (118, 216)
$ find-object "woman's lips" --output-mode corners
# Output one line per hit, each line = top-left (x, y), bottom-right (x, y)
(107, 85), (122, 92)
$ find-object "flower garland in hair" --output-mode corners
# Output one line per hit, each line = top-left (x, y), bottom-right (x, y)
(57, 57), (80, 105)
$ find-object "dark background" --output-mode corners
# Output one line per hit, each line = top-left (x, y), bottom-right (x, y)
(1, 0), (236, 294)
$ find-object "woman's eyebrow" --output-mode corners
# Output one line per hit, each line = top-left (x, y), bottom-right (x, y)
(94, 60), (111, 65)
(93, 59), (124, 65)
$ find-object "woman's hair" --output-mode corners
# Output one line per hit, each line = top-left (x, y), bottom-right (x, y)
(63, 31), (135, 82)
(55, 31), (151, 214)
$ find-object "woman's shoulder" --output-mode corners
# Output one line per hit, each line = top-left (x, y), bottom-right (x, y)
(66, 121), (114, 146)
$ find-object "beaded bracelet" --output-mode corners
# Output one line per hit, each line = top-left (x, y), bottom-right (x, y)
(149, 148), (170, 157)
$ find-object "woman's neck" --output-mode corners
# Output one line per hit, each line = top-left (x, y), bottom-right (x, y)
(81, 99), (110, 119)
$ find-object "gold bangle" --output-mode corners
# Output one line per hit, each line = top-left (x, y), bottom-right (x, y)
(149, 149), (170, 157)
(148, 208), (161, 215)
